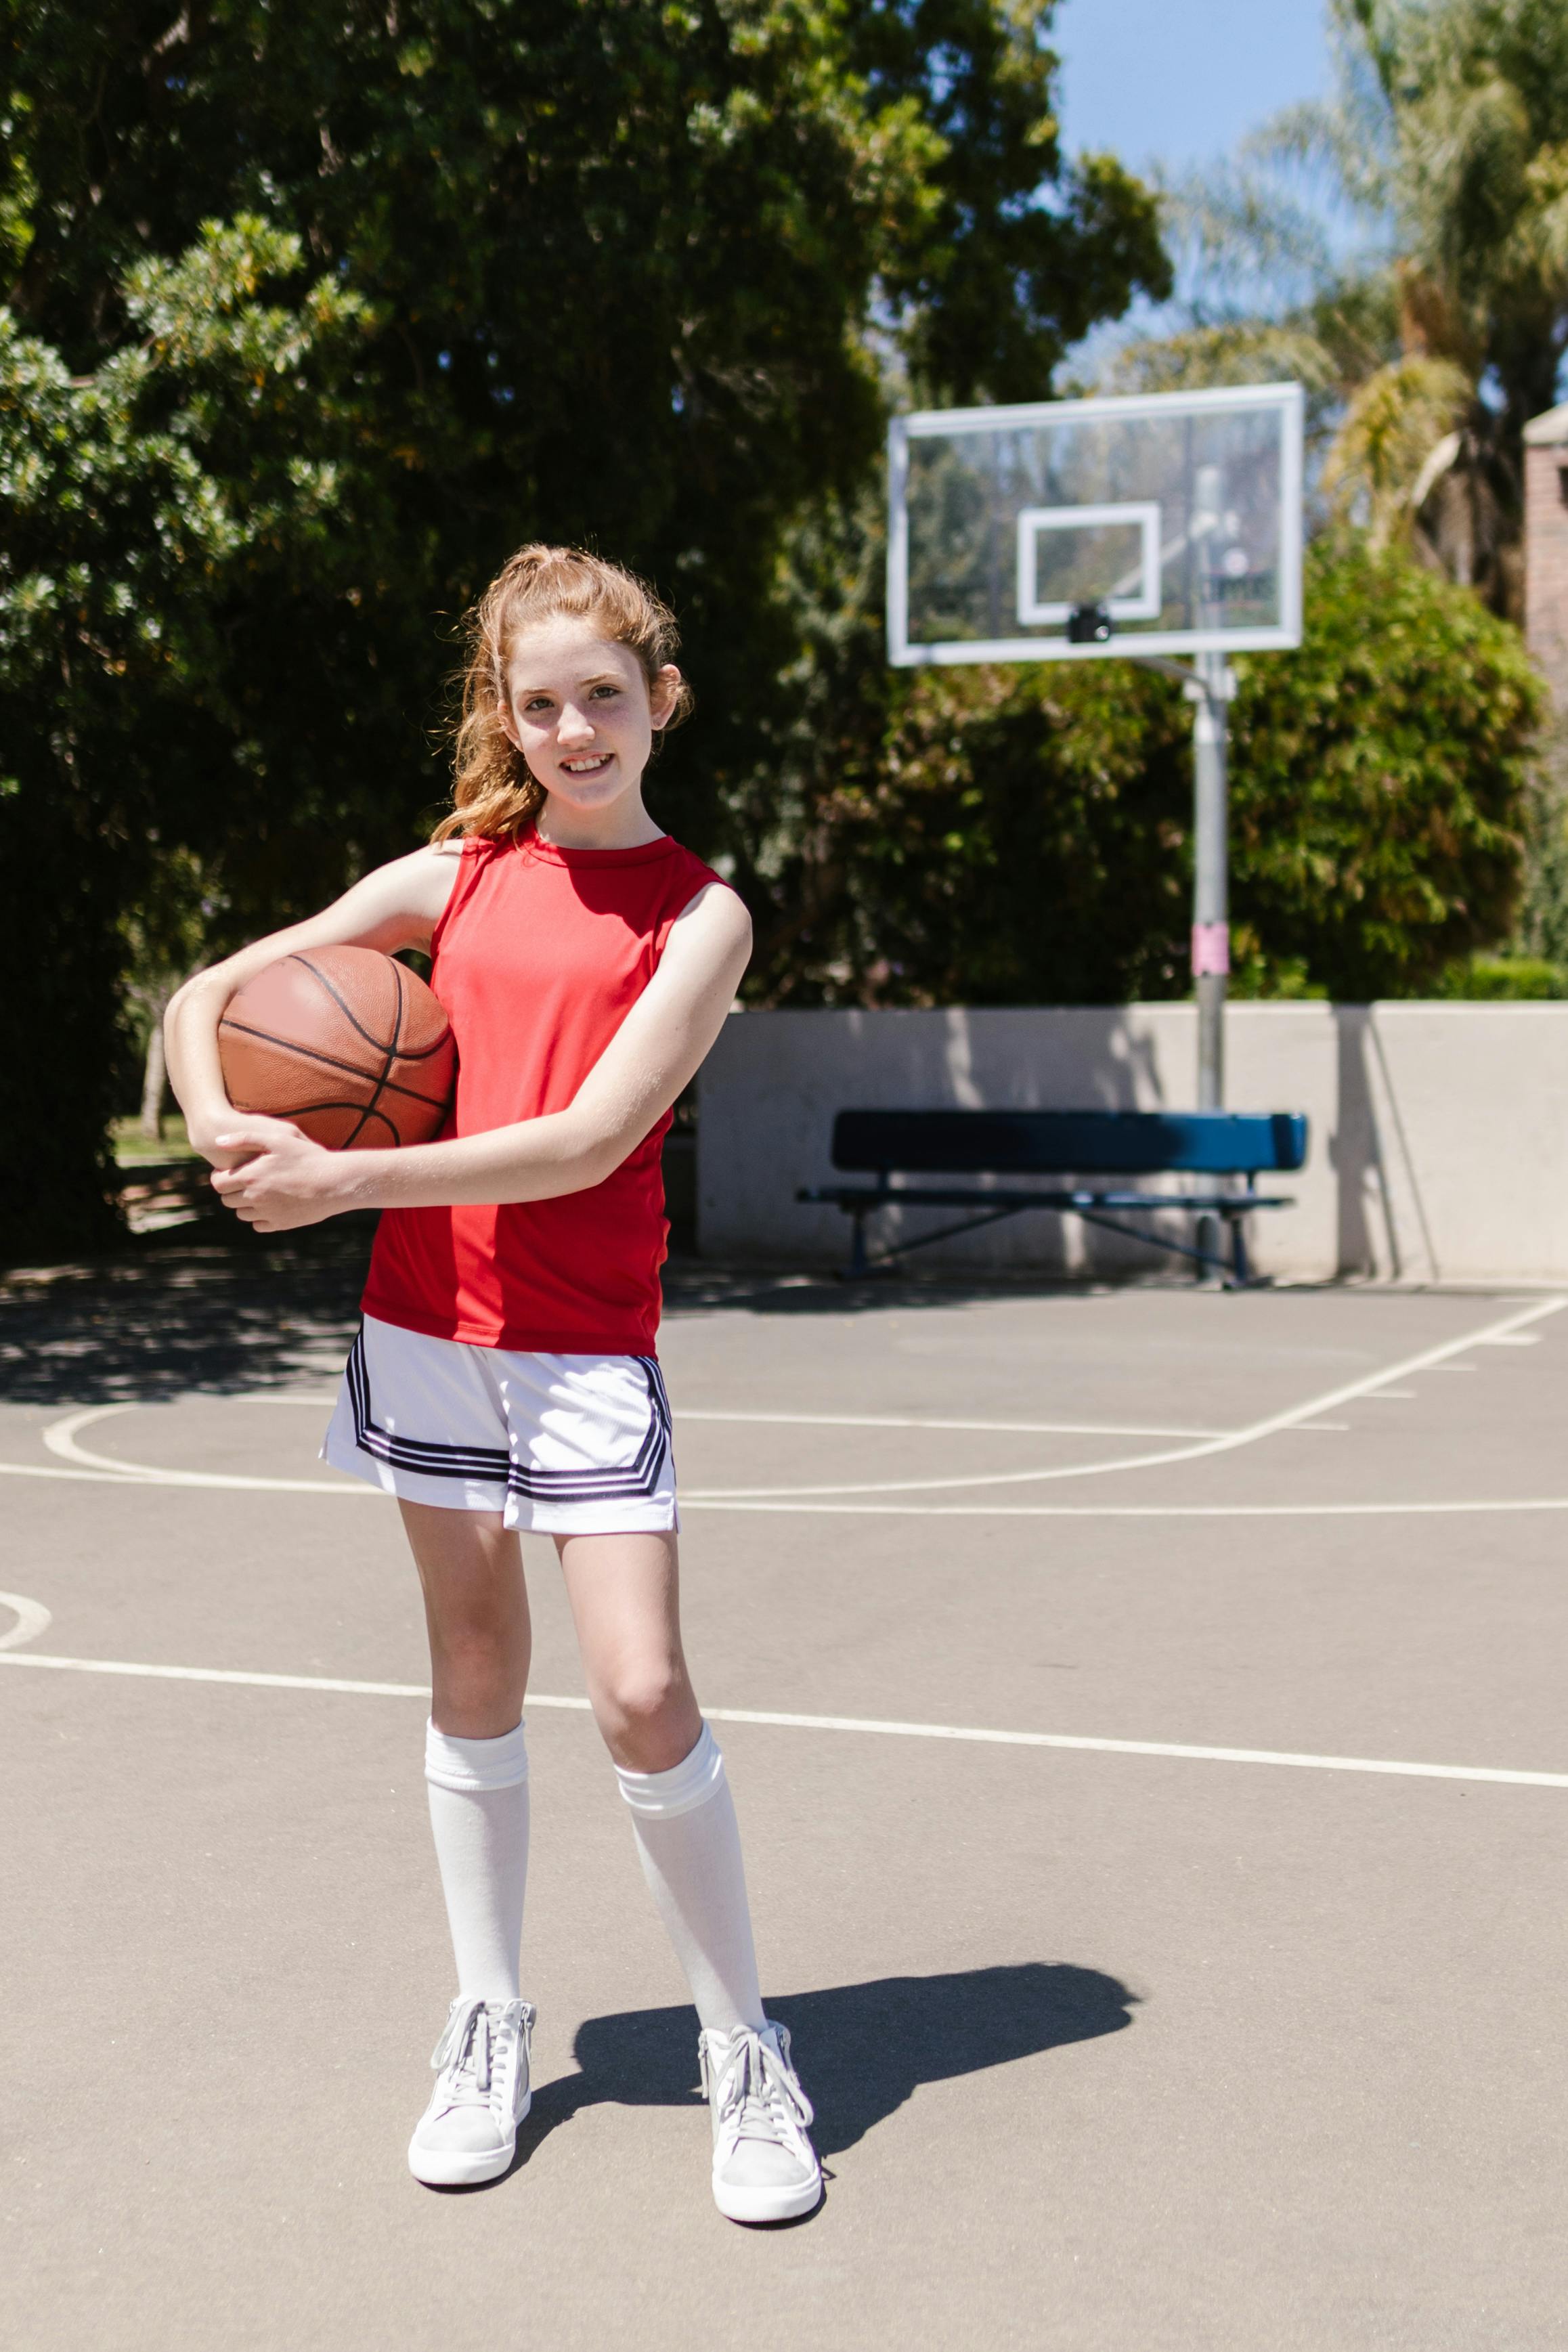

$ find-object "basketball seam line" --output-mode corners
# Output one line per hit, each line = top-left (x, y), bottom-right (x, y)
(290, 951), (454, 1065)
(215, 1020), (450, 1109)
(346, 960), (406, 1150)
(248, 1098), (401, 1138)
(290, 953), (399, 1058)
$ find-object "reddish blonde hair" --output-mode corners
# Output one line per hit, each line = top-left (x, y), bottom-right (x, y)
(433, 545), (693, 845)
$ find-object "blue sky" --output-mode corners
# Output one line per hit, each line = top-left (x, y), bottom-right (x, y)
(1051, 1), (1352, 366)
(1052, 0), (1335, 175)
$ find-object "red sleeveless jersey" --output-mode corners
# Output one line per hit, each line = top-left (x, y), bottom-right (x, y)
(362, 829), (728, 1355)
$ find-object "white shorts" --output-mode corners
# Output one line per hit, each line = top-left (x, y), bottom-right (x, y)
(322, 1315), (678, 1533)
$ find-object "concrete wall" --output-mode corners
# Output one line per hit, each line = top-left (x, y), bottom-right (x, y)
(696, 1003), (1568, 1282)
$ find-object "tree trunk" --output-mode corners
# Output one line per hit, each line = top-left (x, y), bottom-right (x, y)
(139, 1010), (169, 1141)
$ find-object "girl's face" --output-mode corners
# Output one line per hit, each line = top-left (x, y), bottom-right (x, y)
(500, 617), (680, 823)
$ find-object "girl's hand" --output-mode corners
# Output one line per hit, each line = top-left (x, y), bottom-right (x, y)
(186, 1114), (257, 1171)
(208, 1118), (353, 1232)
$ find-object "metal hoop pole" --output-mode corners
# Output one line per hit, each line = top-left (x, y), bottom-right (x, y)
(1190, 650), (1232, 1114)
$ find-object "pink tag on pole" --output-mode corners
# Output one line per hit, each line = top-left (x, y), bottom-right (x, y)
(1191, 921), (1230, 977)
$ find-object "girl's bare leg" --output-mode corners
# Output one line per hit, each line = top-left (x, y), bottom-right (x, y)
(402, 1500), (531, 1737)
(554, 1528), (700, 1770)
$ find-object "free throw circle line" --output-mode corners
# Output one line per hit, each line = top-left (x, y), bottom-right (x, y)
(37, 1403), (1228, 1487)
(41, 1404), (371, 1493)
(0, 1592), (51, 1651)
(682, 1296), (1568, 1496)
(28, 1296), (1567, 1501)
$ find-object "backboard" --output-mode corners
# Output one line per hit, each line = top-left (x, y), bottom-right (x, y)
(888, 382), (1304, 666)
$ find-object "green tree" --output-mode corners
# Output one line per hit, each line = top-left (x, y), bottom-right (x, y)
(0, 0), (1167, 1257)
(848, 0), (1173, 399)
(1118, 0), (1568, 607)
(1229, 537), (1540, 997)
(3, 0), (1165, 839)
(1079, 0), (1562, 990)
(0, 217), (382, 1252)
(1307, 0), (1568, 440)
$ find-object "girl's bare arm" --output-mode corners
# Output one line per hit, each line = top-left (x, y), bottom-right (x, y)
(165, 846), (463, 1163)
(211, 882), (752, 1231)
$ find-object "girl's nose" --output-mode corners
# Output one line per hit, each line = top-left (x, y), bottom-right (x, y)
(557, 706), (596, 747)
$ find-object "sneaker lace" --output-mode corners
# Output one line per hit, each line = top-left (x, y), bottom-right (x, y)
(430, 1996), (531, 2108)
(701, 2024), (815, 2146)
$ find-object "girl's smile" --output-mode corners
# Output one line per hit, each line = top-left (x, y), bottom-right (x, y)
(500, 617), (682, 846)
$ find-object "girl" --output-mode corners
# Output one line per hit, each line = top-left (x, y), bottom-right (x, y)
(164, 546), (821, 2225)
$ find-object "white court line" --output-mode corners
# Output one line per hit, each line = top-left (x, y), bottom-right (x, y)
(0, 1458), (364, 1494)
(0, 1592), (51, 1651)
(32, 1403), (1227, 1487)
(39, 1404), (368, 1492)
(37, 1389), (1223, 1438)
(682, 1496), (1568, 1518)
(3, 1647), (1567, 1789)
(680, 1294), (1568, 1497)
(676, 1412), (1227, 1438)
(28, 1295), (1566, 1502)
(0, 1461), (144, 1485)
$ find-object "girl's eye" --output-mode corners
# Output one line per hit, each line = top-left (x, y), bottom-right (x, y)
(523, 696), (554, 713)
(590, 684), (619, 701)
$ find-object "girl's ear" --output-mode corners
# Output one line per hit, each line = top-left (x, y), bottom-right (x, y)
(649, 664), (683, 731)
(496, 689), (523, 754)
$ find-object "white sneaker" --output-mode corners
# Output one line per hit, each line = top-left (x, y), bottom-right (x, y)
(698, 2020), (822, 2223)
(408, 1995), (536, 2187)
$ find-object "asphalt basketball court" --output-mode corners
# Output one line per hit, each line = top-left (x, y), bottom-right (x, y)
(5, 1240), (1568, 2349)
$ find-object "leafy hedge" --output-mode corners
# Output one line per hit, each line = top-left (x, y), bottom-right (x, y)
(1228, 538), (1541, 1001)
(0, 222), (385, 1261)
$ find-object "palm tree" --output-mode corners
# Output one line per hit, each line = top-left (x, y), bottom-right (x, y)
(1329, 0), (1568, 436)
(1103, 0), (1568, 615)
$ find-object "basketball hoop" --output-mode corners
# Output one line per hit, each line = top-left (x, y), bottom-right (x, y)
(886, 381), (1305, 1127)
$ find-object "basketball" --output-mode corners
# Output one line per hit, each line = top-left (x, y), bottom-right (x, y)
(217, 945), (456, 1150)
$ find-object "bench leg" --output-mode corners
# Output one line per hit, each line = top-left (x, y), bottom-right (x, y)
(1227, 1210), (1251, 1288)
(1072, 1204), (1249, 1285)
(839, 1198), (1025, 1278)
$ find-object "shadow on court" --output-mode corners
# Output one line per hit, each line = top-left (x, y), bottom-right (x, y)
(0, 1230), (376, 1403)
(500, 1963), (1136, 2177)
(0, 1235), (1112, 1406)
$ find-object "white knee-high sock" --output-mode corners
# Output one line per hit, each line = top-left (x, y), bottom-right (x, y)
(424, 1718), (530, 2004)
(615, 1723), (766, 2036)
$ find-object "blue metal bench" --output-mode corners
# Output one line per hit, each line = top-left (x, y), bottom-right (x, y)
(797, 1108), (1308, 1285)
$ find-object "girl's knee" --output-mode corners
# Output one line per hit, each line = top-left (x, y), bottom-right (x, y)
(596, 1663), (698, 1770)
(603, 1660), (682, 1728)
(430, 1624), (526, 1728)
